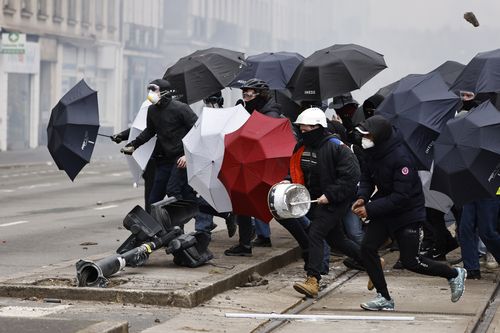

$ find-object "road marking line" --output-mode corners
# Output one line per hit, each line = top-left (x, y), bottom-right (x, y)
(0, 305), (70, 318)
(0, 221), (29, 227)
(94, 205), (118, 210)
(18, 183), (59, 190)
(0, 189), (14, 193)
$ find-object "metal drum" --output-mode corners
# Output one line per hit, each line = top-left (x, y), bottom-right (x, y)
(267, 183), (312, 220)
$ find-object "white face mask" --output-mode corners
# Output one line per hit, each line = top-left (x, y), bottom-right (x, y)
(147, 90), (161, 104)
(361, 137), (375, 149)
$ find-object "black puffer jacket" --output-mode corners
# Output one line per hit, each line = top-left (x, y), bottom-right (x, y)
(357, 116), (425, 232)
(130, 98), (198, 163)
(296, 134), (361, 209)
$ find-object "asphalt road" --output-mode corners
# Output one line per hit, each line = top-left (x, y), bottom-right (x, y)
(0, 158), (143, 280)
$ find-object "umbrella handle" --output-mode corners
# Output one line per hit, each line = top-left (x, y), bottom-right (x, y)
(290, 199), (319, 206)
(97, 133), (111, 138)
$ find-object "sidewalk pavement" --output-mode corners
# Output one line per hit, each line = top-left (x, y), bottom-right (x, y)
(0, 139), (122, 168)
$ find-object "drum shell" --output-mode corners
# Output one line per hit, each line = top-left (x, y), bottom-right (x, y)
(267, 183), (311, 220)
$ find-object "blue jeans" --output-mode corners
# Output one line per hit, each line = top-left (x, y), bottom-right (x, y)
(343, 210), (364, 245)
(254, 218), (270, 238)
(459, 198), (500, 270)
(149, 161), (192, 206)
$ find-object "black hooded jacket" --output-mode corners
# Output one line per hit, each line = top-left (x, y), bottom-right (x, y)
(130, 80), (198, 162)
(357, 116), (425, 232)
(294, 133), (361, 209)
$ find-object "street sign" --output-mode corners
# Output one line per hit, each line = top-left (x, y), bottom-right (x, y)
(1, 32), (26, 54)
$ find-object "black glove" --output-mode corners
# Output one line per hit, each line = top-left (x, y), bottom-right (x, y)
(110, 134), (124, 144)
(120, 145), (135, 155)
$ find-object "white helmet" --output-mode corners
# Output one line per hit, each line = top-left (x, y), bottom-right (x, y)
(294, 107), (327, 128)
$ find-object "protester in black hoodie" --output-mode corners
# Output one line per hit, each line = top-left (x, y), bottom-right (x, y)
(121, 79), (198, 206)
(352, 115), (467, 311)
(290, 107), (363, 298)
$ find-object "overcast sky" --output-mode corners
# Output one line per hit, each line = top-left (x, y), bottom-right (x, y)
(315, 0), (500, 101)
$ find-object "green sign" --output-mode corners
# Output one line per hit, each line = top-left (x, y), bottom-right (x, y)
(1, 32), (26, 54)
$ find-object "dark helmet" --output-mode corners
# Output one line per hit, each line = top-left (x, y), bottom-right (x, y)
(241, 78), (270, 91)
(203, 91), (224, 107)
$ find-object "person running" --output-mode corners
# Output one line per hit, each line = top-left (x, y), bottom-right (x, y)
(290, 107), (363, 298)
(352, 115), (467, 311)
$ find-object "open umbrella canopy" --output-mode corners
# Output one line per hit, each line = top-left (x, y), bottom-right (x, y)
(47, 79), (99, 181)
(287, 43), (387, 101)
(125, 100), (156, 183)
(274, 89), (301, 121)
(450, 48), (500, 94)
(229, 51), (304, 90)
(376, 72), (461, 170)
(428, 60), (465, 87)
(418, 167), (454, 213)
(183, 105), (250, 213)
(163, 47), (245, 104)
(430, 100), (500, 206)
(218, 112), (296, 222)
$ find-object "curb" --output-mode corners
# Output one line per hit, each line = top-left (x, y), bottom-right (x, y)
(76, 321), (129, 333)
(0, 247), (301, 308)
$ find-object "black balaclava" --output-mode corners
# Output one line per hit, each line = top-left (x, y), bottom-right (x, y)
(300, 127), (326, 146)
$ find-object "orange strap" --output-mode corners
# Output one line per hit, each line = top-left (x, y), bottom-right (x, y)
(290, 145), (305, 185)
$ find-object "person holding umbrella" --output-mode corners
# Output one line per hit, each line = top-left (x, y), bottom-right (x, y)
(121, 79), (198, 207)
(352, 115), (467, 311)
(224, 78), (283, 256)
(291, 107), (363, 298)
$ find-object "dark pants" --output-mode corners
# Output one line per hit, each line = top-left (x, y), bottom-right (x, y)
(362, 221), (457, 299)
(143, 159), (156, 213)
(459, 198), (500, 270)
(425, 207), (457, 255)
(237, 215), (254, 246)
(149, 161), (193, 208)
(307, 203), (362, 280)
(277, 217), (310, 250)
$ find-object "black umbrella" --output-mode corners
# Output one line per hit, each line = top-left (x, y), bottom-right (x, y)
(163, 47), (245, 104)
(450, 48), (500, 94)
(47, 79), (99, 181)
(430, 101), (500, 206)
(287, 43), (387, 101)
(376, 60), (465, 97)
(428, 60), (465, 87)
(376, 72), (461, 170)
(274, 89), (301, 121)
(228, 52), (304, 90)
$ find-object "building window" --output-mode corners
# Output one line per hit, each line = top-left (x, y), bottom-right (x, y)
(95, 0), (104, 30)
(107, 0), (117, 32)
(68, 0), (77, 25)
(37, 0), (47, 20)
(21, 0), (33, 18)
(81, 0), (90, 28)
(3, 0), (16, 15)
(52, 0), (62, 23)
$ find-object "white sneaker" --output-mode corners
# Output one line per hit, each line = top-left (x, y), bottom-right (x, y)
(486, 252), (499, 270)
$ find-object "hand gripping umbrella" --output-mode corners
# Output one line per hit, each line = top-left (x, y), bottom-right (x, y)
(182, 105), (250, 213)
(229, 52), (304, 90)
(287, 43), (387, 101)
(47, 79), (100, 181)
(218, 112), (296, 223)
(450, 48), (500, 94)
(163, 47), (245, 104)
(430, 100), (500, 206)
(125, 100), (156, 183)
(376, 72), (461, 170)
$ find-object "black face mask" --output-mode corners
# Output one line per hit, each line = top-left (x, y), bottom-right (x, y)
(243, 96), (266, 113)
(300, 127), (325, 146)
